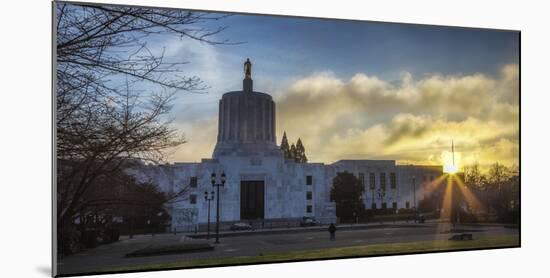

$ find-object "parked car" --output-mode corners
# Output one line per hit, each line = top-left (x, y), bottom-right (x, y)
(230, 222), (253, 231)
(300, 217), (320, 227)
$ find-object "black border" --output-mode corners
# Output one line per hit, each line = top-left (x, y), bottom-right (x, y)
(52, 1), (521, 277)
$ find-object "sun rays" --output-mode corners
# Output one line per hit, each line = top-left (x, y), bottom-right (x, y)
(423, 175), (448, 195)
(421, 171), (489, 238)
(455, 177), (484, 215)
(422, 172), (485, 235)
(440, 175), (455, 220)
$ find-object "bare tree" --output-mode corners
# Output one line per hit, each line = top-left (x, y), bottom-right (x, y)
(487, 162), (510, 190)
(55, 2), (235, 242)
(464, 162), (486, 189)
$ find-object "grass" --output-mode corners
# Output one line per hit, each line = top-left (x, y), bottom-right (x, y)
(105, 235), (518, 272)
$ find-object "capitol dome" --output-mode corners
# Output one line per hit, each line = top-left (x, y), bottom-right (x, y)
(212, 59), (280, 158)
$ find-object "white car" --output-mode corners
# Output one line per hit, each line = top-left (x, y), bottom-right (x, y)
(230, 222), (253, 231)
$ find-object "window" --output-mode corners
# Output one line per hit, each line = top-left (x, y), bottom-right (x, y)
(380, 173), (386, 190)
(306, 191), (313, 200)
(390, 172), (397, 189)
(423, 175), (427, 182)
(382, 202), (387, 209)
(306, 175), (313, 185)
(406, 201), (410, 209)
(190, 176), (198, 188)
(371, 203), (377, 209)
(392, 202), (397, 209)
(369, 173), (376, 190)
(190, 194), (197, 204)
(430, 175), (434, 182)
(358, 173), (365, 189)
(306, 205), (312, 213)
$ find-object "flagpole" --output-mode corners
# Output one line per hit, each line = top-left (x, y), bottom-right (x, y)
(452, 140), (455, 167)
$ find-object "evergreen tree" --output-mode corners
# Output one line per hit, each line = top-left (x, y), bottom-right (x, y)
(330, 171), (365, 222)
(296, 138), (308, 163)
(280, 131), (290, 159)
(290, 143), (297, 161)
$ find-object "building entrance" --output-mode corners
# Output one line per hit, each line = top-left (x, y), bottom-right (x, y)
(240, 180), (265, 220)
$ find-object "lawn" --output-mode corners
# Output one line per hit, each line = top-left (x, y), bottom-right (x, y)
(105, 235), (519, 272)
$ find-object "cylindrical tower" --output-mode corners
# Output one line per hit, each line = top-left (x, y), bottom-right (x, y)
(212, 59), (280, 158)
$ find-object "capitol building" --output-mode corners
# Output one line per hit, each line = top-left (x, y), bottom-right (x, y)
(130, 59), (443, 231)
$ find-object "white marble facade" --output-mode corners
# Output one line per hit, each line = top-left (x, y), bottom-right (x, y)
(129, 61), (443, 231)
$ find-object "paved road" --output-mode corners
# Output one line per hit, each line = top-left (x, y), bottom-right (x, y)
(57, 222), (518, 275)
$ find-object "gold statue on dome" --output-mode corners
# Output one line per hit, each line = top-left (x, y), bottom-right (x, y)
(244, 58), (252, 79)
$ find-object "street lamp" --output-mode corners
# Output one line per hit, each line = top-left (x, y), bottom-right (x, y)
(377, 189), (386, 208)
(411, 176), (417, 222)
(412, 176), (417, 210)
(211, 172), (226, 244)
(376, 189), (386, 224)
(204, 191), (215, 240)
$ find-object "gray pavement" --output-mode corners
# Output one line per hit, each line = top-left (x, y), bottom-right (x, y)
(57, 222), (518, 275)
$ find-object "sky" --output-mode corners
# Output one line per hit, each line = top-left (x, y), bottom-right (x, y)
(133, 10), (520, 170)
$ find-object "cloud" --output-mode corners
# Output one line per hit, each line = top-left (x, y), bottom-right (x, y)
(168, 116), (218, 162)
(167, 63), (519, 169)
(276, 64), (519, 168)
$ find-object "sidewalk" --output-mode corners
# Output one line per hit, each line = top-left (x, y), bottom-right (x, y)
(185, 220), (435, 239)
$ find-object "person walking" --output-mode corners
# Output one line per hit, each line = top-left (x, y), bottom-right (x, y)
(328, 223), (336, 241)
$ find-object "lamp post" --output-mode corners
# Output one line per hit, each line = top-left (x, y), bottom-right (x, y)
(204, 191), (215, 240)
(376, 189), (386, 224)
(412, 176), (417, 210)
(377, 189), (386, 208)
(211, 172), (226, 244)
(371, 186), (375, 208)
(412, 176), (417, 223)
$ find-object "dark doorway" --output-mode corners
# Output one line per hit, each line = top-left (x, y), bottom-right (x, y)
(240, 180), (265, 220)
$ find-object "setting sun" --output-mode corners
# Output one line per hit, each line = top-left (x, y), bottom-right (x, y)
(443, 164), (459, 174)
(442, 150), (461, 174)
